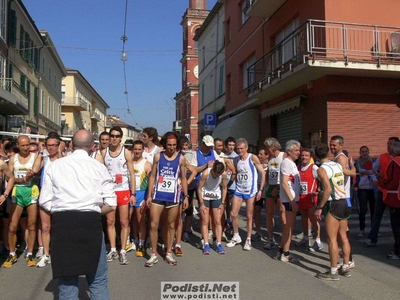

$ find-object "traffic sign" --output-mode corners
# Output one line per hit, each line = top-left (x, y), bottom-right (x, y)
(204, 113), (216, 131)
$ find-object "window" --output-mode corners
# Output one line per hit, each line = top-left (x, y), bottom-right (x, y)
(41, 90), (45, 114)
(241, 1), (249, 24)
(9, 9), (17, 46)
(33, 48), (39, 72)
(24, 31), (30, 62)
(34, 87), (39, 114)
(61, 84), (65, 102)
(48, 97), (51, 118)
(54, 75), (57, 88)
(226, 74), (231, 100)
(19, 25), (24, 57)
(0, 0), (6, 41)
(48, 66), (52, 82)
(0, 53), (5, 78)
(20, 74), (26, 92)
(42, 57), (46, 75)
(225, 19), (231, 44)
(242, 56), (256, 89)
(275, 18), (300, 66)
(218, 65), (224, 95)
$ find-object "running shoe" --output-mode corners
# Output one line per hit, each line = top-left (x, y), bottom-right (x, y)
(357, 230), (364, 237)
(216, 244), (226, 255)
(295, 238), (310, 247)
(165, 252), (177, 266)
(264, 240), (276, 250)
(316, 271), (339, 281)
(226, 236), (242, 248)
(2, 254), (17, 268)
(387, 252), (400, 260)
(309, 241), (324, 252)
(174, 246), (183, 257)
(197, 239), (205, 249)
(182, 232), (191, 243)
(349, 260), (355, 269)
(274, 251), (282, 260)
(35, 247), (44, 259)
(136, 245), (145, 257)
(280, 253), (298, 263)
(251, 232), (262, 242)
(106, 250), (118, 262)
(126, 242), (136, 252)
(338, 267), (351, 277)
(145, 253), (159, 267)
(36, 255), (51, 268)
(203, 244), (211, 255)
(119, 251), (129, 265)
(26, 255), (36, 267)
(222, 231), (228, 242)
(243, 239), (252, 251)
(364, 240), (377, 247)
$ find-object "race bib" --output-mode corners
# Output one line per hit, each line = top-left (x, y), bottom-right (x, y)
(269, 171), (279, 184)
(300, 182), (308, 195)
(157, 176), (175, 193)
(16, 169), (31, 185)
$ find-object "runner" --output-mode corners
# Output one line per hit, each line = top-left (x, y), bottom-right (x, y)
(315, 143), (351, 280)
(227, 138), (265, 251)
(142, 127), (161, 164)
(263, 137), (286, 250)
(145, 132), (189, 267)
(295, 148), (322, 252)
(99, 131), (110, 151)
(197, 161), (227, 255)
(102, 126), (136, 265)
(2, 135), (38, 268)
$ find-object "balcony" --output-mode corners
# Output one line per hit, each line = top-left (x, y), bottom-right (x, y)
(61, 125), (81, 137)
(246, 20), (400, 103)
(91, 111), (101, 122)
(61, 97), (88, 111)
(0, 78), (29, 115)
(244, 0), (287, 18)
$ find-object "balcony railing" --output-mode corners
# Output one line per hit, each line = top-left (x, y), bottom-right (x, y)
(61, 125), (81, 136)
(0, 78), (29, 110)
(247, 19), (400, 95)
(91, 111), (101, 121)
(61, 97), (88, 110)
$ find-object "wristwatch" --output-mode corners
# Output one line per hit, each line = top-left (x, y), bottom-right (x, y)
(131, 192), (136, 197)
(2, 193), (8, 198)
(316, 205), (323, 210)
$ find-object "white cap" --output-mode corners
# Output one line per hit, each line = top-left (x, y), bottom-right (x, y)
(202, 135), (214, 147)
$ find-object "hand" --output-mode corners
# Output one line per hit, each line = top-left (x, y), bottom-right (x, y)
(129, 195), (136, 206)
(314, 208), (322, 221)
(0, 195), (6, 205)
(207, 160), (215, 168)
(139, 201), (146, 213)
(146, 197), (152, 209)
(256, 190), (262, 201)
(199, 204), (207, 215)
(291, 201), (298, 213)
(183, 198), (189, 210)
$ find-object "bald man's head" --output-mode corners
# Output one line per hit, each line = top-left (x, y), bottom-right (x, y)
(72, 130), (94, 152)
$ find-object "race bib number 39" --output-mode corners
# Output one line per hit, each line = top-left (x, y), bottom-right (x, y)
(157, 176), (175, 193)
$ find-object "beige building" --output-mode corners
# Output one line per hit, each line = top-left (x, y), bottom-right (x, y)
(61, 69), (109, 139)
(4, 0), (66, 135)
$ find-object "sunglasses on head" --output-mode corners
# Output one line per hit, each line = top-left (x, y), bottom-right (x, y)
(110, 134), (121, 138)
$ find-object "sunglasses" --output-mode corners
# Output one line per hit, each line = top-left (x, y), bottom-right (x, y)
(110, 134), (121, 138)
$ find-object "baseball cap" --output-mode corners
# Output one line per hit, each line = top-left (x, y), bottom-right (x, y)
(202, 135), (214, 147)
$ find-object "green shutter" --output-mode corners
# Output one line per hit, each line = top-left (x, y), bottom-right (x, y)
(24, 32), (30, 61)
(34, 87), (39, 114)
(9, 10), (17, 46)
(20, 74), (25, 91)
(19, 25), (24, 56)
(27, 81), (31, 108)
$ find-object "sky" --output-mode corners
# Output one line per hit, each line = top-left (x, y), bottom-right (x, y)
(23, 0), (217, 135)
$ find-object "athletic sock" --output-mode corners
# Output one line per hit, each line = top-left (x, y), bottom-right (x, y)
(330, 267), (338, 274)
(175, 244), (181, 248)
(139, 239), (144, 246)
(316, 238), (321, 243)
(111, 247), (116, 252)
(308, 229), (312, 236)
(120, 250), (126, 255)
(26, 252), (32, 257)
(10, 251), (16, 256)
(341, 264), (349, 270)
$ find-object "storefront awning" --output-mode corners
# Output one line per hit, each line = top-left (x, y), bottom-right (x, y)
(212, 109), (259, 145)
(261, 96), (302, 118)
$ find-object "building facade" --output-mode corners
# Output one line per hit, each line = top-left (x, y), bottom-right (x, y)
(1, 0), (66, 135)
(194, 1), (225, 141)
(215, 0), (400, 157)
(174, 0), (209, 148)
(106, 114), (140, 145)
(61, 69), (109, 140)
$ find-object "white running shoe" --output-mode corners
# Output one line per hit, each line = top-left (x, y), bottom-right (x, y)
(227, 236), (242, 248)
(165, 253), (177, 266)
(243, 239), (252, 251)
(36, 255), (51, 268)
(106, 250), (118, 262)
(35, 247), (44, 259)
(145, 253), (159, 267)
(119, 251), (129, 265)
(126, 242), (136, 252)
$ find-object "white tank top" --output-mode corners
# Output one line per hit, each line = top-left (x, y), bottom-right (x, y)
(334, 152), (351, 198)
(134, 159), (148, 191)
(268, 152), (284, 185)
(202, 168), (222, 201)
(143, 145), (159, 164)
(235, 154), (258, 195)
(104, 147), (129, 191)
(320, 161), (346, 201)
(14, 153), (36, 186)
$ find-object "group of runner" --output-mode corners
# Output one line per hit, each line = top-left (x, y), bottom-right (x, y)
(1, 130), (399, 280)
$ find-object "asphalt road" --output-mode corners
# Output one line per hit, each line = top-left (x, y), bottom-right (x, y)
(0, 206), (399, 300)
